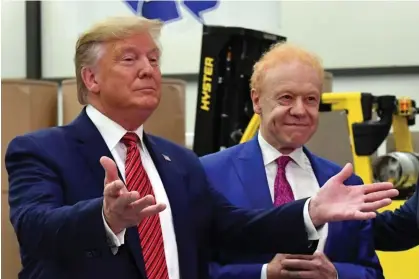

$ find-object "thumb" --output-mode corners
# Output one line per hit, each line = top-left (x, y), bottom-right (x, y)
(331, 163), (353, 183)
(100, 156), (119, 184)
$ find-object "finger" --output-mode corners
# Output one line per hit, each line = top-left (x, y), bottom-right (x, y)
(363, 182), (396, 194)
(281, 270), (317, 278)
(104, 180), (126, 198)
(282, 259), (314, 270)
(360, 198), (392, 212)
(283, 254), (315, 260)
(331, 163), (353, 183)
(100, 156), (119, 184)
(364, 189), (399, 202)
(114, 191), (141, 209)
(138, 203), (167, 218)
(352, 211), (377, 220)
(312, 251), (325, 258)
(129, 195), (156, 209)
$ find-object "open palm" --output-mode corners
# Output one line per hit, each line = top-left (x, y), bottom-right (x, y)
(309, 163), (399, 226)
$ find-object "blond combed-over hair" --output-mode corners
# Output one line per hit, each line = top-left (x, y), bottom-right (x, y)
(250, 42), (324, 92)
(74, 16), (163, 105)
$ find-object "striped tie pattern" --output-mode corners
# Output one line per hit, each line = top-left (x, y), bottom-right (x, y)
(273, 156), (295, 206)
(121, 132), (169, 279)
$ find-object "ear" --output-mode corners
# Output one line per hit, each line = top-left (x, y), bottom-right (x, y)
(251, 88), (262, 115)
(81, 66), (100, 95)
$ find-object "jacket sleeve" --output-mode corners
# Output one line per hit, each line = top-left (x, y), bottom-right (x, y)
(333, 220), (384, 279)
(332, 176), (384, 279)
(208, 262), (264, 279)
(5, 135), (109, 260)
(373, 188), (419, 251)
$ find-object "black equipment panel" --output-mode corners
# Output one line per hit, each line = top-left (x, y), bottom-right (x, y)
(193, 25), (286, 156)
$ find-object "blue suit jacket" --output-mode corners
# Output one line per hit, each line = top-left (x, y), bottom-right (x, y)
(374, 186), (419, 251)
(5, 109), (318, 279)
(200, 136), (384, 279)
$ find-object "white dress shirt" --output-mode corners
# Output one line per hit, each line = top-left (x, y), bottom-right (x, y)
(86, 105), (180, 279)
(258, 132), (328, 279)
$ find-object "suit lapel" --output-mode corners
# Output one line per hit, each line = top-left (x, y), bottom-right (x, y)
(143, 135), (197, 279)
(69, 108), (119, 192)
(69, 109), (148, 277)
(233, 137), (273, 208)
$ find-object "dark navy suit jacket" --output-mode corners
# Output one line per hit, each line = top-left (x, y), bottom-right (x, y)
(374, 186), (419, 251)
(5, 109), (317, 279)
(200, 136), (384, 279)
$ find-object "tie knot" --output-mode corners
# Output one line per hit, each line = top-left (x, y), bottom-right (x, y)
(276, 156), (292, 169)
(121, 132), (139, 146)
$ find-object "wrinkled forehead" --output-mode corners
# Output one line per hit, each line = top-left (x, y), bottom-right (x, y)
(106, 33), (161, 57)
(260, 62), (323, 93)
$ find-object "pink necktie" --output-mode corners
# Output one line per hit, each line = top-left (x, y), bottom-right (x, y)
(274, 156), (295, 206)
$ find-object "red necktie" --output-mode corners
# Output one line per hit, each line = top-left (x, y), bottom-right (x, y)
(121, 132), (169, 279)
(273, 156), (295, 206)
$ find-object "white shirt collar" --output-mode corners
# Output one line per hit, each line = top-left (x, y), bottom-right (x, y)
(85, 104), (145, 150)
(257, 132), (307, 170)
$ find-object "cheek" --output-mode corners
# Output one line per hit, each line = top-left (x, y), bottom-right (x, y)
(267, 107), (287, 126)
(308, 109), (319, 125)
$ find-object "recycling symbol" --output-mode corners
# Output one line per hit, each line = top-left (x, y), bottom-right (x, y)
(124, 0), (220, 24)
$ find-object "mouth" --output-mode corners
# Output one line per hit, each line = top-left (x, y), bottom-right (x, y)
(284, 123), (310, 127)
(134, 87), (156, 94)
(136, 87), (156, 91)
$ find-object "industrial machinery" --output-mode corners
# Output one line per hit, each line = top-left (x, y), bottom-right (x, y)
(192, 25), (286, 157)
(240, 92), (419, 279)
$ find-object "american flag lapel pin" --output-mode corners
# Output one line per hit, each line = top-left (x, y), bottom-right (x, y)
(162, 154), (171, 162)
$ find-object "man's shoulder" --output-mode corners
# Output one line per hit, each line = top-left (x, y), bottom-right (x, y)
(199, 142), (246, 166)
(308, 151), (363, 183)
(7, 126), (68, 150)
(146, 134), (198, 161)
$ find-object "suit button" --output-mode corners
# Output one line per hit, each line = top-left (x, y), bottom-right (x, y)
(85, 250), (100, 258)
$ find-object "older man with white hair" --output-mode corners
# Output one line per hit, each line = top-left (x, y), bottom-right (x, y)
(5, 16), (398, 279)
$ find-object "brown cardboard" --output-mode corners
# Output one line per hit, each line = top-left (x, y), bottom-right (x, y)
(387, 131), (419, 153)
(305, 72), (378, 167)
(305, 72), (354, 166)
(322, 71), (333, 93)
(61, 78), (186, 146)
(1, 79), (58, 279)
(61, 79), (83, 125)
(145, 79), (186, 146)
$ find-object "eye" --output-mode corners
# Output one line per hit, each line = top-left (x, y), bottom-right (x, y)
(121, 55), (136, 63)
(148, 57), (159, 65)
(280, 94), (293, 100)
(307, 96), (319, 103)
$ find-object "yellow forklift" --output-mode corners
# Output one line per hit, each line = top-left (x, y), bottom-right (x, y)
(241, 92), (419, 279)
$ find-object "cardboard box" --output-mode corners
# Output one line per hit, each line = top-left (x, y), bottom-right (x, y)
(62, 79), (186, 146)
(305, 72), (356, 166)
(1, 79), (58, 279)
(387, 131), (419, 153)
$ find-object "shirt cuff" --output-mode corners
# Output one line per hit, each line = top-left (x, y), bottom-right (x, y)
(102, 207), (126, 254)
(303, 198), (321, 240)
(261, 263), (268, 279)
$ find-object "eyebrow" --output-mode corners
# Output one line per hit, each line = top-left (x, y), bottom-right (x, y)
(113, 46), (160, 57)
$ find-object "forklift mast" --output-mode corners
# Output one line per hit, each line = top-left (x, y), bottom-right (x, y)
(193, 25), (286, 156)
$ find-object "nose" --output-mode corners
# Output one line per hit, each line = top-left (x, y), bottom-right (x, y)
(138, 58), (154, 78)
(290, 98), (307, 117)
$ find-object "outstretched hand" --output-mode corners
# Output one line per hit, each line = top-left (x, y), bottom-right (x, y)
(309, 163), (399, 227)
(101, 156), (166, 234)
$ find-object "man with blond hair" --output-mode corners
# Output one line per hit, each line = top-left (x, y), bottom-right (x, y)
(5, 16), (397, 279)
(201, 42), (385, 279)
